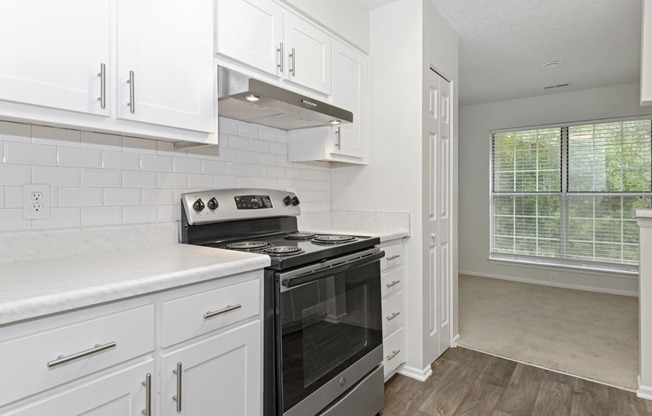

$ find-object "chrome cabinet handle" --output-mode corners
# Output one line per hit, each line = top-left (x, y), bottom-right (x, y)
(386, 312), (400, 321)
(289, 48), (296, 76)
(386, 280), (401, 288)
(142, 373), (152, 416)
(277, 43), (284, 72)
(335, 127), (341, 149)
(204, 304), (242, 319)
(47, 341), (116, 368)
(386, 254), (401, 261)
(127, 70), (135, 113)
(387, 350), (401, 361)
(173, 362), (182, 413)
(97, 63), (106, 109)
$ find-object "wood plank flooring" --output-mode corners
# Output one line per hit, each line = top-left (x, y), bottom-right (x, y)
(380, 347), (651, 416)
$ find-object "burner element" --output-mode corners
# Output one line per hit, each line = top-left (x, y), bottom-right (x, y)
(284, 232), (317, 240)
(312, 235), (357, 244)
(226, 241), (271, 251)
(263, 246), (304, 256)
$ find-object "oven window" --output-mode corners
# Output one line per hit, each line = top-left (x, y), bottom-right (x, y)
(280, 260), (382, 412)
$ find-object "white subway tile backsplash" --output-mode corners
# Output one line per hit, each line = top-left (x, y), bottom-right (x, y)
(214, 175), (239, 188)
(102, 150), (140, 170)
(276, 178), (292, 190)
(122, 136), (157, 154)
(201, 160), (228, 175)
(157, 141), (188, 158)
(188, 174), (214, 189)
(268, 166), (285, 178)
(122, 171), (157, 188)
(103, 189), (141, 206)
(258, 177), (277, 188)
(4, 187), (21, 208)
(0, 165), (31, 185)
(32, 125), (80, 147)
(123, 205), (157, 224)
(238, 150), (258, 164)
(229, 135), (252, 150)
(276, 155), (291, 166)
(81, 131), (122, 150)
(157, 204), (180, 222)
(57, 147), (102, 168)
(276, 130), (289, 143)
(0, 187), (4, 208)
(258, 126), (278, 141)
(227, 163), (250, 177)
(216, 147), (238, 162)
(238, 122), (259, 139)
(81, 206), (122, 226)
(187, 146), (218, 159)
(32, 207), (80, 229)
(218, 118), (239, 135)
(258, 153), (277, 165)
(59, 188), (102, 207)
(173, 157), (202, 174)
(251, 164), (267, 177)
(238, 177), (259, 188)
(252, 140), (270, 152)
(141, 154), (173, 172)
(81, 169), (121, 188)
(32, 166), (80, 187)
(270, 142), (287, 155)
(5, 142), (56, 166)
(158, 173), (188, 189)
(0, 209), (30, 231)
(142, 189), (175, 205)
(0, 121), (30, 143)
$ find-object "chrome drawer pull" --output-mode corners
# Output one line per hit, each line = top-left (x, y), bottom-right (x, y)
(142, 373), (152, 416)
(386, 254), (401, 261)
(127, 70), (135, 113)
(289, 48), (296, 76)
(277, 42), (284, 72)
(97, 63), (106, 109)
(386, 280), (401, 288)
(387, 350), (400, 361)
(173, 362), (182, 413)
(204, 304), (242, 319)
(47, 341), (116, 368)
(386, 312), (401, 321)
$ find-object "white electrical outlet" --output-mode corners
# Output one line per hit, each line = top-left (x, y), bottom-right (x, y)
(23, 185), (50, 220)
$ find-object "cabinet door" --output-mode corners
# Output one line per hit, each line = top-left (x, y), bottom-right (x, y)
(284, 13), (331, 95)
(0, 0), (110, 116)
(161, 321), (261, 416)
(216, 0), (284, 77)
(331, 41), (366, 159)
(5, 361), (154, 416)
(117, 0), (215, 133)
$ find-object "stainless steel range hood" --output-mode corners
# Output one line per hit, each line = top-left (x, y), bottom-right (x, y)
(218, 66), (352, 130)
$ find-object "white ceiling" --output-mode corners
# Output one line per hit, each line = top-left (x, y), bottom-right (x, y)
(362, 0), (642, 106)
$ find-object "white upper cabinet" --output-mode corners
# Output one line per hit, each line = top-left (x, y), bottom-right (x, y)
(642, 0), (652, 105)
(331, 40), (365, 159)
(0, 0), (110, 116)
(216, 0), (284, 77)
(284, 13), (332, 95)
(117, 0), (215, 132)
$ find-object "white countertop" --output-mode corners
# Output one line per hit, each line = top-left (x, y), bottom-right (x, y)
(307, 227), (409, 242)
(0, 244), (270, 326)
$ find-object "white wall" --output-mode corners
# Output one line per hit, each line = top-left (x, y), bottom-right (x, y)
(0, 119), (332, 232)
(281, 0), (370, 52)
(459, 83), (652, 296)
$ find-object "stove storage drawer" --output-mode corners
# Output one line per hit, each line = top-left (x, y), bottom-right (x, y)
(0, 304), (155, 408)
(380, 241), (403, 272)
(160, 278), (260, 347)
(381, 291), (404, 338)
(381, 266), (404, 299)
(382, 327), (405, 378)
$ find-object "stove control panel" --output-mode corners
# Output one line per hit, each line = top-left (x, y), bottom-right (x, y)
(234, 195), (273, 210)
(181, 189), (301, 225)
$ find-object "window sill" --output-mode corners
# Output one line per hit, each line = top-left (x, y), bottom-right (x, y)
(488, 256), (639, 278)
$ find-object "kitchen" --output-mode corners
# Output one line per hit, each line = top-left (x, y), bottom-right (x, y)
(0, 0), (650, 415)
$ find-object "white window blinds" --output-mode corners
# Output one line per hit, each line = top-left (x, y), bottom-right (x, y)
(490, 118), (652, 272)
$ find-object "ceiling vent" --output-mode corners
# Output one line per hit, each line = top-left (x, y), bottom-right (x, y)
(543, 83), (571, 90)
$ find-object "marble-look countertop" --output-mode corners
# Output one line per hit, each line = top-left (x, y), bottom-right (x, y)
(0, 244), (270, 326)
(307, 227), (409, 242)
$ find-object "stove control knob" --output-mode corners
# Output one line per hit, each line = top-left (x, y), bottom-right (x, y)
(207, 197), (219, 210)
(283, 196), (292, 206)
(291, 196), (300, 206)
(192, 198), (205, 212)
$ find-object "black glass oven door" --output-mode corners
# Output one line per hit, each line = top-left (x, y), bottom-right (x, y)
(277, 251), (383, 413)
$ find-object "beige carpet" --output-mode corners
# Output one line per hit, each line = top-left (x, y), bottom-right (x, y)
(458, 274), (639, 390)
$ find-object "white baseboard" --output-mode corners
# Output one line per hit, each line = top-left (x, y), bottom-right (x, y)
(451, 334), (460, 347)
(459, 270), (638, 297)
(637, 377), (652, 400)
(398, 364), (433, 382)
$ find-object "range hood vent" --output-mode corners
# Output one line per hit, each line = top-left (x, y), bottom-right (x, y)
(218, 67), (352, 130)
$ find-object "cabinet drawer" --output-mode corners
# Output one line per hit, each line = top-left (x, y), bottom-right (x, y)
(381, 292), (403, 339)
(0, 305), (154, 407)
(380, 242), (403, 272)
(381, 266), (403, 299)
(161, 278), (260, 347)
(383, 328), (405, 378)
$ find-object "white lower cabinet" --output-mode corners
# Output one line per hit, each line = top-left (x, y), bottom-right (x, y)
(161, 321), (261, 416)
(380, 238), (406, 380)
(0, 270), (263, 416)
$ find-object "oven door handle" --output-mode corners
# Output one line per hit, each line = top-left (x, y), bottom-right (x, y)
(281, 251), (385, 289)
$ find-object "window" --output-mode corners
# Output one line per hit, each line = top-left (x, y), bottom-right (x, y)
(490, 118), (652, 272)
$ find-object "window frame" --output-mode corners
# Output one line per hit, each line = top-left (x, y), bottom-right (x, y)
(489, 116), (652, 274)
